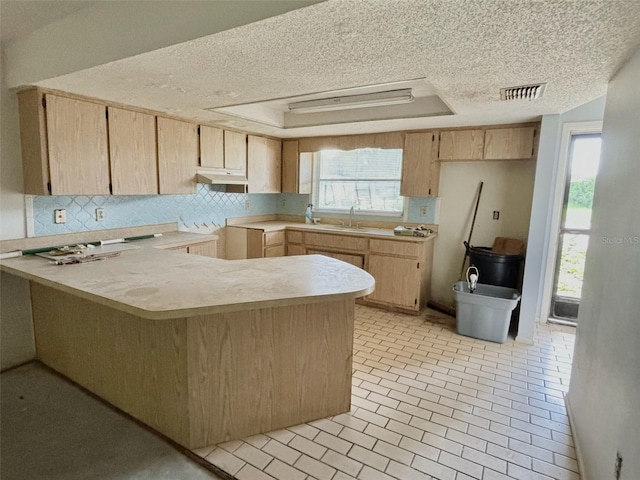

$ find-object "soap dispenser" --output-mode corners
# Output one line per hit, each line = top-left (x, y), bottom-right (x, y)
(305, 204), (313, 224)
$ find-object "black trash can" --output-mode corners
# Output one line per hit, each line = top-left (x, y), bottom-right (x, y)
(464, 241), (523, 289)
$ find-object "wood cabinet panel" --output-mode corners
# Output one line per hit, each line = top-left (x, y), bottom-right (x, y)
(248, 135), (282, 193)
(484, 127), (536, 160)
(265, 244), (286, 257)
(307, 249), (364, 269)
(369, 239), (421, 257)
(287, 244), (306, 256)
(401, 132), (439, 197)
(264, 231), (285, 246)
(438, 129), (484, 161)
(224, 130), (247, 172)
(18, 89), (49, 195)
(108, 107), (158, 195)
(286, 230), (304, 244)
(187, 241), (217, 258)
(157, 117), (198, 194)
(46, 94), (110, 195)
(282, 141), (312, 194)
(366, 255), (421, 309)
(282, 140), (299, 193)
(200, 126), (224, 169)
(303, 232), (368, 251)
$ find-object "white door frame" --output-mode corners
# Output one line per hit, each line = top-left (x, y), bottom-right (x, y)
(539, 121), (603, 323)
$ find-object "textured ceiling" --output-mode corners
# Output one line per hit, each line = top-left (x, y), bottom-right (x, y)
(34, 0), (640, 137)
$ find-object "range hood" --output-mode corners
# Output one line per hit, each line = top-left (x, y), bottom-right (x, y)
(196, 169), (249, 186)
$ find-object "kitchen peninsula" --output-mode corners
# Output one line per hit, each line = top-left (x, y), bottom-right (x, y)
(0, 235), (374, 449)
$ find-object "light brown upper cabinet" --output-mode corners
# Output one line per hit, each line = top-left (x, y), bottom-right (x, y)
(438, 129), (484, 161)
(401, 132), (440, 197)
(281, 140), (312, 194)
(199, 125), (224, 169)
(223, 130), (248, 172)
(157, 117), (199, 194)
(108, 107), (158, 195)
(483, 126), (536, 160)
(248, 135), (282, 193)
(18, 90), (110, 195)
(200, 127), (247, 174)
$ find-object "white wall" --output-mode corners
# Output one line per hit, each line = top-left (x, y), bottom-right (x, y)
(431, 161), (536, 306)
(518, 96), (605, 341)
(567, 47), (640, 480)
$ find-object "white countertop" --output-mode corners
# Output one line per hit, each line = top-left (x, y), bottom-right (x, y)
(0, 235), (374, 320)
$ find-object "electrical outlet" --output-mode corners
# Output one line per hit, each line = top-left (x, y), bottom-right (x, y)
(420, 206), (429, 217)
(54, 209), (66, 224)
(95, 208), (105, 221)
(244, 200), (251, 210)
(615, 452), (622, 479)
(493, 210), (500, 220)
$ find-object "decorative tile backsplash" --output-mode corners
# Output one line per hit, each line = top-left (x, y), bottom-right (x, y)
(30, 186), (438, 236)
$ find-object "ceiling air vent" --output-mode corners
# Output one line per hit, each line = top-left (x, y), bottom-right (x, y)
(500, 83), (546, 101)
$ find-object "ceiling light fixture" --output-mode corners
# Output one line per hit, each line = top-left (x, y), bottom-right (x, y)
(288, 88), (414, 114)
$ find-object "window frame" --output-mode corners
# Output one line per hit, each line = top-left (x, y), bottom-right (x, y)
(310, 150), (406, 217)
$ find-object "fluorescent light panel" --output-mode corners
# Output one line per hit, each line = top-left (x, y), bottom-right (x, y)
(288, 88), (414, 114)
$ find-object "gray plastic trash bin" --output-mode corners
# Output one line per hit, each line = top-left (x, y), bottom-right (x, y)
(453, 282), (521, 343)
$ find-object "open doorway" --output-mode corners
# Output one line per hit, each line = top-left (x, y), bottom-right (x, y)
(550, 133), (602, 323)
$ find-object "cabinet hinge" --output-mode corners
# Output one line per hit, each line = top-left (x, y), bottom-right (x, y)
(47, 182), (51, 194)
(428, 188), (431, 196)
(414, 298), (418, 305)
(417, 262), (420, 269)
(432, 134), (435, 141)
(41, 97), (46, 109)
(109, 184), (113, 194)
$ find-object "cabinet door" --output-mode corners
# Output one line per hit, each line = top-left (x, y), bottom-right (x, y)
(18, 89), (49, 195)
(187, 241), (217, 258)
(157, 117), (198, 194)
(282, 140), (299, 193)
(438, 129), (484, 161)
(108, 108), (158, 195)
(224, 130), (247, 172)
(248, 135), (282, 193)
(367, 254), (421, 309)
(200, 126), (224, 169)
(484, 127), (535, 160)
(401, 132), (439, 197)
(45, 94), (110, 195)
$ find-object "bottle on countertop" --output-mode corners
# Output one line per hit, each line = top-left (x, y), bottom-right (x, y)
(305, 203), (313, 224)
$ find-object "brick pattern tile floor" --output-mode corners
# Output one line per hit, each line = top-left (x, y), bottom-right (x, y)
(193, 305), (579, 480)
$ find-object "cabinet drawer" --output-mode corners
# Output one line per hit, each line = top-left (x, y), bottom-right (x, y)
(286, 230), (304, 244)
(307, 249), (364, 269)
(369, 239), (421, 257)
(287, 244), (306, 256)
(304, 232), (368, 251)
(264, 230), (285, 246)
(167, 246), (189, 254)
(265, 244), (285, 257)
(187, 241), (217, 258)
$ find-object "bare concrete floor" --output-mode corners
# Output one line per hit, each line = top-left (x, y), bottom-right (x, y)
(1, 362), (227, 480)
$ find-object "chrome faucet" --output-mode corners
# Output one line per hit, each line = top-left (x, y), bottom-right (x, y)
(348, 206), (355, 227)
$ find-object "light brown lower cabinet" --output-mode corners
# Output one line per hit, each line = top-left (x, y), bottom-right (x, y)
(284, 229), (434, 314)
(366, 254), (422, 309)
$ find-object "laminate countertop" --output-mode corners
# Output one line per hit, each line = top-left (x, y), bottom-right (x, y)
(0, 237), (375, 320)
(228, 221), (436, 242)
